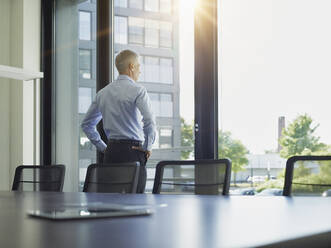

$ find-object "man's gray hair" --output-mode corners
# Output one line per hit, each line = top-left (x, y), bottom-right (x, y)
(115, 50), (139, 74)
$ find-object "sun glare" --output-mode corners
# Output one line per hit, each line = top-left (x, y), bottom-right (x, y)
(180, 0), (200, 13)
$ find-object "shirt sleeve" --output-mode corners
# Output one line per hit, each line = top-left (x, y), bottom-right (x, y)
(81, 99), (107, 152)
(135, 88), (156, 151)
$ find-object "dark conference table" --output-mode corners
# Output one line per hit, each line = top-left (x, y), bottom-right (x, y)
(1, 191), (331, 248)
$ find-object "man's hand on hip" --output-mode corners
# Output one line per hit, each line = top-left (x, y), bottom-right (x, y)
(132, 146), (151, 160)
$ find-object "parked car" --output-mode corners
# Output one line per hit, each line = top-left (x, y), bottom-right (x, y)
(230, 188), (257, 196)
(322, 189), (331, 197)
(257, 188), (283, 196)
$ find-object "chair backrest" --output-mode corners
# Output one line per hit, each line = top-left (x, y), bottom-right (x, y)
(83, 162), (140, 193)
(12, 165), (65, 192)
(152, 159), (231, 195)
(283, 156), (331, 196)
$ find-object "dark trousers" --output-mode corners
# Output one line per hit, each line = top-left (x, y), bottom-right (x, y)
(103, 141), (147, 193)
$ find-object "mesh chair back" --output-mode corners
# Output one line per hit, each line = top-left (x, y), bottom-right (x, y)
(12, 165), (65, 192)
(153, 159), (231, 195)
(83, 162), (140, 193)
(283, 156), (331, 196)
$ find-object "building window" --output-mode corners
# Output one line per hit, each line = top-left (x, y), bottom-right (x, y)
(142, 56), (173, 84)
(149, 92), (173, 117)
(115, 16), (128, 44)
(145, 0), (159, 12)
(145, 56), (159, 83)
(160, 21), (172, 48)
(145, 19), (159, 48)
(78, 87), (92, 114)
(159, 128), (173, 148)
(129, 0), (143, 10)
(128, 17), (144, 45)
(79, 11), (91, 40)
(149, 92), (160, 117)
(160, 0), (172, 14)
(160, 93), (173, 117)
(79, 49), (92, 79)
(114, 0), (128, 8)
(160, 58), (173, 84)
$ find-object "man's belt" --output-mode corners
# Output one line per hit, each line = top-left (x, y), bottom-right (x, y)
(108, 139), (142, 146)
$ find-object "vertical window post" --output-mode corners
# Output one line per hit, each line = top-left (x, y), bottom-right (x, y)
(194, 0), (218, 159)
(96, 0), (113, 163)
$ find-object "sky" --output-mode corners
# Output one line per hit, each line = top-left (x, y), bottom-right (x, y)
(179, 0), (331, 154)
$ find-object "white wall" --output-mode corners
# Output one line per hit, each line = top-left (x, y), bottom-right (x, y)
(0, 0), (41, 190)
(0, 0), (11, 190)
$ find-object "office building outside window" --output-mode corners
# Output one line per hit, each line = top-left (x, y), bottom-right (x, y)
(160, 21), (172, 48)
(129, 0), (143, 10)
(78, 87), (92, 114)
(114, 16), (128, 44)
(160, 93), (173, 117)
(159, 128), (173, 148)
(145, 0), (159, 12)
(145, 56), (159, 82)
(149, 93), (173, 117)
(160, 0), (172, 14)
(145, 19), (159, 48)
(79, 11), (91, 40)
(128, 17), (144, 45)
(79, 49), (92, 79)
(115, 0), (128, 8)
(139, 56), (145, 82)
(160, 58), (173, 84)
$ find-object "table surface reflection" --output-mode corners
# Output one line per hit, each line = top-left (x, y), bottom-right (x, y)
(0, 191), (331, 248)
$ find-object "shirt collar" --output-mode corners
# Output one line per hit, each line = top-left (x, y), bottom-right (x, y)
(117, 74), (135, 83)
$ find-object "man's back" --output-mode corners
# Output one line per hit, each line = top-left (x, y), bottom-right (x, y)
(97, 76), (145, 141)
(81, 74), (155, 152)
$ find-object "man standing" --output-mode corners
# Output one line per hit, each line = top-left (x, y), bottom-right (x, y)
(81, 50), (156, 193)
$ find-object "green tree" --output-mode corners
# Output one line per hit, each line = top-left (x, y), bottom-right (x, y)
(181, 118), (194, 159)
(279, 114), (327, 159)
(218, 131), (249, 185)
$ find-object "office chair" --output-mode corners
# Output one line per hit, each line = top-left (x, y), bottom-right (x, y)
(12, 165), (65, 192)
(153, 159), (231, 195)
(83, 162), (140, 193)
(283, 156), (331, 196)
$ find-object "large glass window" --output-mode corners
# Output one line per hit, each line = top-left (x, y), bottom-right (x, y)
(115, 16), (128, 44)
(219, 0), (331, 195)
(79, 11), (91, 40)
(145, 19), (159, 48)
(55, 0), (196, 192)
(114, 0), (194, 192)
(128, 17), (144, 45)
